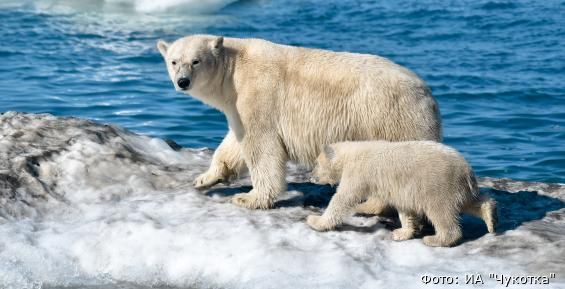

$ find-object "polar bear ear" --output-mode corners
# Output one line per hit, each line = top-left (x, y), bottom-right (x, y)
(323, 145), (336, 162)
(157, 40), (169, 58)
(210, 36), (224, 56)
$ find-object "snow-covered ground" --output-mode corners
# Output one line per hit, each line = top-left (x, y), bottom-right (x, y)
(0, 112), (564, 289)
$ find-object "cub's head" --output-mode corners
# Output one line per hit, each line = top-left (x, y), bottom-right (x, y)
(311, 145), (340, 185)
(157, 35), (224, 93)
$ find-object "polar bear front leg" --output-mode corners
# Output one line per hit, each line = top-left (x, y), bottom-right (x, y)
(231, 133), (287, 209)
(193, 130), (246, 189)
(307, 180), (368, 231)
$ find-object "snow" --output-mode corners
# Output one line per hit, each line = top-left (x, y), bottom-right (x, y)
(0, 112), (564, 289)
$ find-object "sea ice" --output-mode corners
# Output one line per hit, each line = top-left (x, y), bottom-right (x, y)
(0, 112), (563, 289)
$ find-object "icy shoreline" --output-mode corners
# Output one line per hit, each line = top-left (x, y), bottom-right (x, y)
(1, 112), (564, 289)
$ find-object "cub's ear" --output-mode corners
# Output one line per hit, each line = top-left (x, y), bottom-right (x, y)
(323, 145), (336, 162)
(157, 40), (169, 58)
(210, 36), (224, 56)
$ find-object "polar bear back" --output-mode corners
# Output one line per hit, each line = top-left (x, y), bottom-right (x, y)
(226, 38), (441, 167)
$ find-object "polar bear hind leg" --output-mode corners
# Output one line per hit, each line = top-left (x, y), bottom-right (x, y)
(392, 211), (418, 241)
(423, 209), (462, 247)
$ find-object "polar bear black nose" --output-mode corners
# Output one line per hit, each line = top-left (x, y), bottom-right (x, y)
(177, 77), (191, 89)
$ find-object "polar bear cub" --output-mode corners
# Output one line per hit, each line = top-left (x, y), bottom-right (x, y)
(307, 140), (497, 247)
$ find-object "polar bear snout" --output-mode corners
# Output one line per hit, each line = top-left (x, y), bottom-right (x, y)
(177, 77), (191, 90)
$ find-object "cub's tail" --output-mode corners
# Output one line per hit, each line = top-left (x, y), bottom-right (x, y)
(462, 194), (498, 233)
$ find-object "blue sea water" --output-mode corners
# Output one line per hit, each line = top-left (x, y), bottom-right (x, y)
(0, 0), (563, 183)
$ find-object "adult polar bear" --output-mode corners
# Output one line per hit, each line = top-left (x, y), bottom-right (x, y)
(157, 35), (441, 210)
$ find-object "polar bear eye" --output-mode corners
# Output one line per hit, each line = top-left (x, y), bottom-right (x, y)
(171, 61), (177, 66)
(192, 60), (200, 66)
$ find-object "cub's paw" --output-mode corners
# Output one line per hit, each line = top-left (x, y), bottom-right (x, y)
(193, 172), (223, 189)
(306, 215), (334, 232)
(423, 235), (444, 247)
(232, 192), (273, 210)
(423, 235), (458, 247)
(392, 228), (415, 241)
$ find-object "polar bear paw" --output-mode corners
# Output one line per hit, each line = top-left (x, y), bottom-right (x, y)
(423, 235), (445, 247)
(193, 171), (223, 189)
(306, 215), (334, 232)
(423, 234), (460, 247)
(392, 228), (415, 241)
(232, 192), (273, 210)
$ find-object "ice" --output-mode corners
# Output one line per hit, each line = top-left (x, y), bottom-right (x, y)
(0, 112), (564, 289)
(120, 0), (238, 13)
(1, 0), (238, 14)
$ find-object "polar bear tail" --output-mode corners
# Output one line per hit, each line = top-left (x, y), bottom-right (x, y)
(462, 195), (498, 233)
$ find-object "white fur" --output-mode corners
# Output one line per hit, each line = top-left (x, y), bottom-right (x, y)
(157, 35), (442, 209)
(307, 141), (497, 247)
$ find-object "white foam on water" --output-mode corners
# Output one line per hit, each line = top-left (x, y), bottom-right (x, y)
(3, 0), (238, 14)
(115, 0), (238, 13)
(0, 112), (564, 289)
(1, 0), (237, 36)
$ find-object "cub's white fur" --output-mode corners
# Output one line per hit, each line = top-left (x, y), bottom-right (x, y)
(307, 141), (497, 247)
(157, 35), (441, 209)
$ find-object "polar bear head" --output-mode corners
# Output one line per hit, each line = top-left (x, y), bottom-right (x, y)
(311, 145), (341, 185)
(157, 35), (224, 94)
